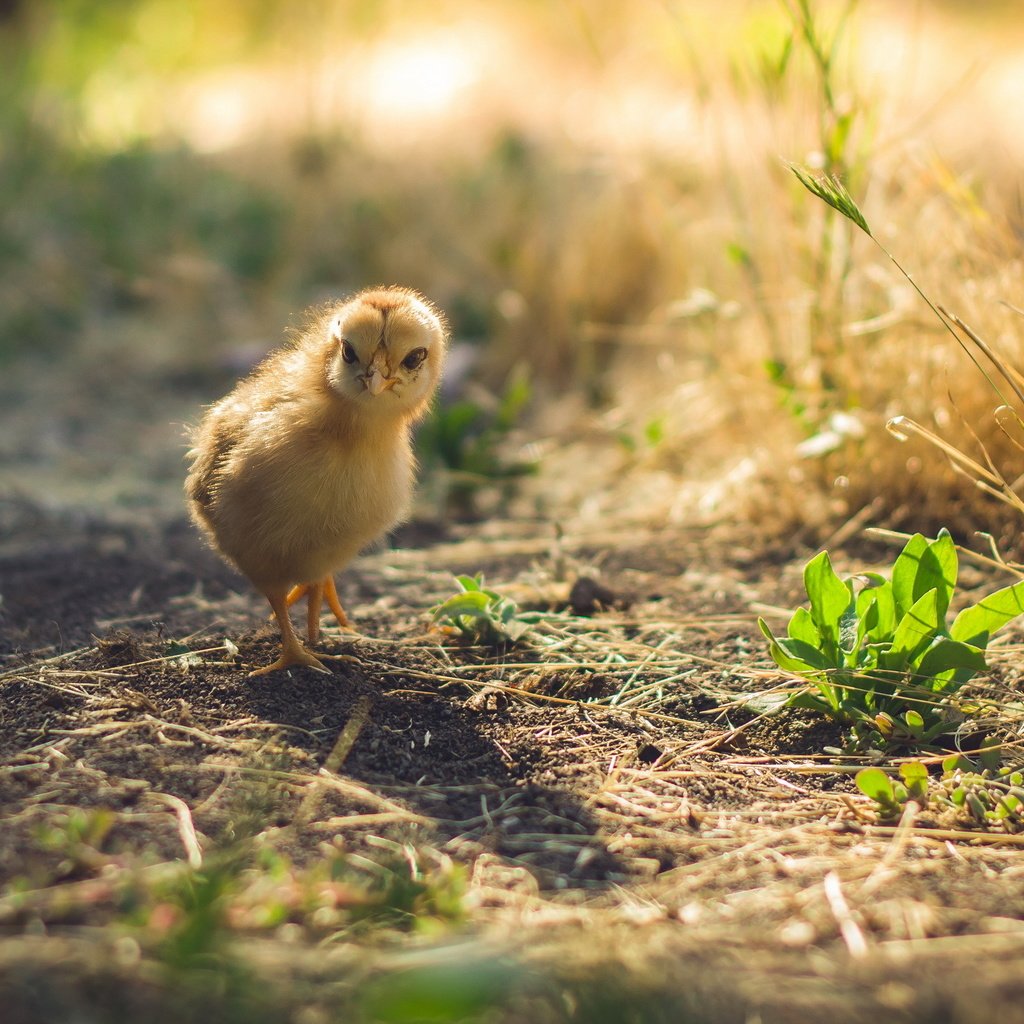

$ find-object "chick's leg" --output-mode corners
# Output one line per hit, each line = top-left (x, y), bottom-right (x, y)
(250, 588), (329, 677)
(306, 581), (324, 643)
(308, 576), (359, 667)
(323, 575), (352, 630)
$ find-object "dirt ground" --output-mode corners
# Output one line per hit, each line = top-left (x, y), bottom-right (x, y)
(6, 491), (1024, 1019)
(5, 478), (1024, 1024)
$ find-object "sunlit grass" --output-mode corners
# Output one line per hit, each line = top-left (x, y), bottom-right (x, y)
(4, 0), (1024, 541)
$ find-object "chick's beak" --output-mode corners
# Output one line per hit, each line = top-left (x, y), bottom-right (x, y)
(365, 370), (397, 396)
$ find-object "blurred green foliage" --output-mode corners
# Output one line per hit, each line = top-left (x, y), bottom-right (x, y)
(0, 126), (285, 361)
(419, 366), (537, 515)
(0, 1), (674, 380)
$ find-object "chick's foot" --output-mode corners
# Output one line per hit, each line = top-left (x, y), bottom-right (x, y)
(248, 642), (331, 677)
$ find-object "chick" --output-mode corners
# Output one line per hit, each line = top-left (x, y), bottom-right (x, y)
(186, 286), (447, 675)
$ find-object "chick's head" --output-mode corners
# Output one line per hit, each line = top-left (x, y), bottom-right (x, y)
(325, 288), (446, 421)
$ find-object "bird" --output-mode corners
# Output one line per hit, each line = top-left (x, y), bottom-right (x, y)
(185, 285), (447, 676)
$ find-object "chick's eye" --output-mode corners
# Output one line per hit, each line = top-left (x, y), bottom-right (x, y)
(341, 341), (358, 364)
(402, 347), (427, 370)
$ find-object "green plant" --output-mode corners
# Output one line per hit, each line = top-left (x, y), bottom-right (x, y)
(937, 751), (1024, 829)
(418, 366), (537, 516)
(792, 167), (1024, 422)
(34, 808), (116, 879)
(856, 748), (1024, 830)
(617, 415), (667, 454)
(154, 853), (245, 971)
(855, 761), (928, 819)
(349, 848), (466, 934)
(431, 574), (534, 646)
(758, 529), (1024, 748)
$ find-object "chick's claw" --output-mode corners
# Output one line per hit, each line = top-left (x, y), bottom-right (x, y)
(247, 642), (332, 677)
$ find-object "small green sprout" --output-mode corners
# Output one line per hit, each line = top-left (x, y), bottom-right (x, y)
(856, 749), (1024, 832)
(855, 762), (928, 820)
(351, 848), (466, 934)
(758, 529), (1024, 749)
(431, 574), (532, 645)
(35, 808), (116, 879)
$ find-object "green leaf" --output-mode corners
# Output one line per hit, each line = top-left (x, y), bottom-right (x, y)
(433, 592), (494, 622)
(995, 795), (1021, 819)
(766, 635), (835, 675)
(826, 110), (854, 168)
(888, 589), (941, 666)
(495, 366), (531, 432)
(859, 579), (896, 642)
(787, 606), (821, 646)
(950, 577), (1024, 646)
(913, 638), (987, 686)
(892, 533), (953, 621)
(727, 241), (752, 268)
(891, 534), (924, 619)
(839, 601), (859, 656)
(942, 754), (973, 775)
(775, 628), (836, 670)
(924, 529), (958, 622)
(857, 590), (879, 641)
(803, 550), (853, 644)
(900, 761), (929, 786)
(787, 691), (836, 714)
(904, 710), (924, 732)
(855, 768), (894, 802)
(742, 691), (793, 715)
(980, 738), (1002, 772)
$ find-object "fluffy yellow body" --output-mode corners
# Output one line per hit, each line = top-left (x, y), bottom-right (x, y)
(186, 286), (447, 674)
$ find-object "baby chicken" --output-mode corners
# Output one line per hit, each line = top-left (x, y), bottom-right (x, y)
(186, 286), (447, 675)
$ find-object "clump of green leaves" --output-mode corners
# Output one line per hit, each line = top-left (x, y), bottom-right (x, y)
(418, 367), (537, 517)
(856, 747), (1024, 831)
(938, 753), (1024, 829)
(758, 529), (1024, 748)
(431, 574), (534, 646)
(854, 762), (929, 819)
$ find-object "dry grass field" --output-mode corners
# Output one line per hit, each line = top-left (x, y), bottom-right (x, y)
(5, 2), (1024, 1021)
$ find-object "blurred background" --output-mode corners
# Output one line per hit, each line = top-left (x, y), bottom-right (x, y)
(3, 0), (1024, 546)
